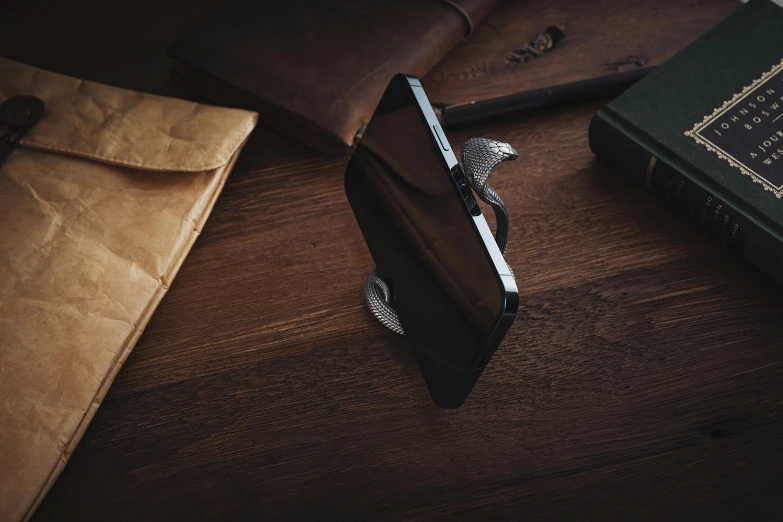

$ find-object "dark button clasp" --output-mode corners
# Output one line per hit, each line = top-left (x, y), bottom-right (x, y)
(0, 139), (11, 167)
(0, 96), (45, 128)
(0, 95), (45, 168)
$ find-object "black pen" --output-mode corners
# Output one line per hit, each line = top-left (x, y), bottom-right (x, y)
(442, 67), (656, 128)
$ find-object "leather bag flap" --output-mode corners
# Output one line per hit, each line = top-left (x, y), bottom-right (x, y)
(0, 57), (257, 172)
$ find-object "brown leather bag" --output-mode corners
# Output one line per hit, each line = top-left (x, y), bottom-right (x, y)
(0, 57), (257, 522)
(169, 0), (502, 154)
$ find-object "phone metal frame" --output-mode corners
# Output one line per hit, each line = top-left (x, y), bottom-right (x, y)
(402, 76), (518, 407)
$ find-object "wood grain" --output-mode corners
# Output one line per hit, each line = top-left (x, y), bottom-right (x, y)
(5, 0), (782, 520)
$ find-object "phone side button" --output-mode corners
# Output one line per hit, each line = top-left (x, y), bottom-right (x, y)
(458, 181), (471, 199)
(432, 124), (450, 151)
(464, 191), (481, 216)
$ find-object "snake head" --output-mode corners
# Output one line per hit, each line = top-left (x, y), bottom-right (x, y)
(460, 138), (518, 189)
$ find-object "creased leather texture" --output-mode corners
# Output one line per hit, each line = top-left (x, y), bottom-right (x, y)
(168, 0), (502, 155)
(0, 57), (257, 522)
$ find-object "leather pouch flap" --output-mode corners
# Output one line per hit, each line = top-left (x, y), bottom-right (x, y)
(0, 57), (257, 172)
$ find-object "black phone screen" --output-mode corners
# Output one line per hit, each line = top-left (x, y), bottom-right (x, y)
(344, 75), (507, 406)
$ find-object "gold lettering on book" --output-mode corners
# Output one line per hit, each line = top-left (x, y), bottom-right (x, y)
(645, 155), (658, 192)
(686, 58), (783, 198)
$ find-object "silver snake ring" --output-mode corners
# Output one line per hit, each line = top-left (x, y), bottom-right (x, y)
(365, 137), (518, 335)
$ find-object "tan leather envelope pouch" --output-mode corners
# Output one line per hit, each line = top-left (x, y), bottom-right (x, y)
(0, 57), (257, 522)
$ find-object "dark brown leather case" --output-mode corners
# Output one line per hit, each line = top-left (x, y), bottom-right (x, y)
(168, 0), (502, 154)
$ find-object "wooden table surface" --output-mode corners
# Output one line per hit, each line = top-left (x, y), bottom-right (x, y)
(5, 0), (783, 520)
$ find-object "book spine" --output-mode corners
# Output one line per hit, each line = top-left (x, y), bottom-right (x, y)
(589, 108), (783, 285)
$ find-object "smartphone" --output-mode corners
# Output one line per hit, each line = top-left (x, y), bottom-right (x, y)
(344, 74), (518, 408)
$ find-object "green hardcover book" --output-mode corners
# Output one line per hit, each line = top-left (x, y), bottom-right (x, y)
(589, 0), (783, 283)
